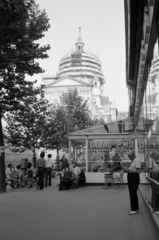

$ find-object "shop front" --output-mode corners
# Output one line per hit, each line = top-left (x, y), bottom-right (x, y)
(68, 123), (159, 184)
(124, 0), (159, 214)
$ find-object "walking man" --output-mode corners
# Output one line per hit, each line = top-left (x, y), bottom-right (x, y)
(37, 152), (46, 190)
(45, 154), (53, 187)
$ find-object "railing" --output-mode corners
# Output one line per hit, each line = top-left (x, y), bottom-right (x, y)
(145, 176), (159, 212)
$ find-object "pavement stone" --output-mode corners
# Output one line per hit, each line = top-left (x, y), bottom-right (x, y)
(0, 176), (159, 240)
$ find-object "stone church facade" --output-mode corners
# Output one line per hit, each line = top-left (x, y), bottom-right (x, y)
(42, 29), (117, 122)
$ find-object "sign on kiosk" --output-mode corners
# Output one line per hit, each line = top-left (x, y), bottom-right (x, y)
(89, 139), (159, 150)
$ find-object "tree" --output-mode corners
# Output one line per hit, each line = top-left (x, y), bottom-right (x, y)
(42, 88), (94, 161)
(4, 94), (51, 168)
(0, 0), (50, 192)
(41, 106), (67, 170)
(60, 88), (93, 133)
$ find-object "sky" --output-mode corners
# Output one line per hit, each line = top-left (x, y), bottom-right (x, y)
(31, 0), (128, 112)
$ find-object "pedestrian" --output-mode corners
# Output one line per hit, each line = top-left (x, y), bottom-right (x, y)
(60, 154), (68, 170)
(124, 150), (141, 215)
(45, 154), (53, 187)
(36, 152), (46, 190)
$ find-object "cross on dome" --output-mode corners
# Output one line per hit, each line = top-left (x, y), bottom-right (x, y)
(79, 27), (81, 36)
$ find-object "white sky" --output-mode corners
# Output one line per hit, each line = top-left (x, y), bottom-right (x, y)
(30, 0), (129, 112)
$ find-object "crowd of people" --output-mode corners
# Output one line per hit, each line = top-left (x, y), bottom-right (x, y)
(5, 148), (159, 213)
(5, 152), (54, 190)
(58, 161), (85, 190)
(6, 161), (38, 189)
(5, 152), (86, 191)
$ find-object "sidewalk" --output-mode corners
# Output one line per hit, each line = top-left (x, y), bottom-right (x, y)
(0, 177), (159, 240)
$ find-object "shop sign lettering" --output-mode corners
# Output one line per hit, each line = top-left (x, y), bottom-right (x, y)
(89, 140), (134, 149)
(89, 140), (159, 149)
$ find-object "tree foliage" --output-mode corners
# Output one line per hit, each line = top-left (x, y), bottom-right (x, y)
(4, 93), (51, 167)
(0, 0), (50, 192)
(42, 88), (94, 154)
(0, 0), (50, 114)
(60, 88), (93, 132)
(41, 106), (67, 152)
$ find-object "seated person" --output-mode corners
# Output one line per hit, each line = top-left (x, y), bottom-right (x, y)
(22, 162), (34, 188)
(6, 163), (14, 180)
(15, 164), (23, 186)
(111, 161), (123, 180)
(71, 162), (81, 187)
(111, 162), (123, 173)
(79, 168), (86, 187)
(58, 163), (73, 190)
(112, 152), (121, 163)
(5, 163), (18, 188)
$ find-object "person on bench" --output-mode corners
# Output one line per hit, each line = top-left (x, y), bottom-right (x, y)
(79, 168), (86, 187)
(5, 163), (18, 188)
(22, 162), (34, 188)
(15, 164), (23, 187)
(71, 162), (81, 187)
(59, 163), (73, 190)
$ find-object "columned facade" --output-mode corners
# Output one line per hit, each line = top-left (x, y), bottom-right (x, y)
(42, 29), (117, 122)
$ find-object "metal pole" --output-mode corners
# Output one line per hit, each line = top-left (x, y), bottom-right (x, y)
(86, 139), (89, 172)
(134, 127), (138, 157)
(68, 140), (71, 163)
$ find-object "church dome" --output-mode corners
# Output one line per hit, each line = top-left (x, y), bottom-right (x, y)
(56, 28), (105, 85)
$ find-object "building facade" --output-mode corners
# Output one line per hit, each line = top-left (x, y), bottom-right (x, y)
(142, 53), (159, 120)
(42, 29), (117, 122)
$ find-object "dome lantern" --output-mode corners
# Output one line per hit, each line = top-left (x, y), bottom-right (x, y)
(75, 27), (84, 52)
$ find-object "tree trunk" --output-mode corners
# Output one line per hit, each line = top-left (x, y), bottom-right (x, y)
(57, 149), (60, 171)
(33, 148), (36, 168)
(0, 114), (6, 193)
